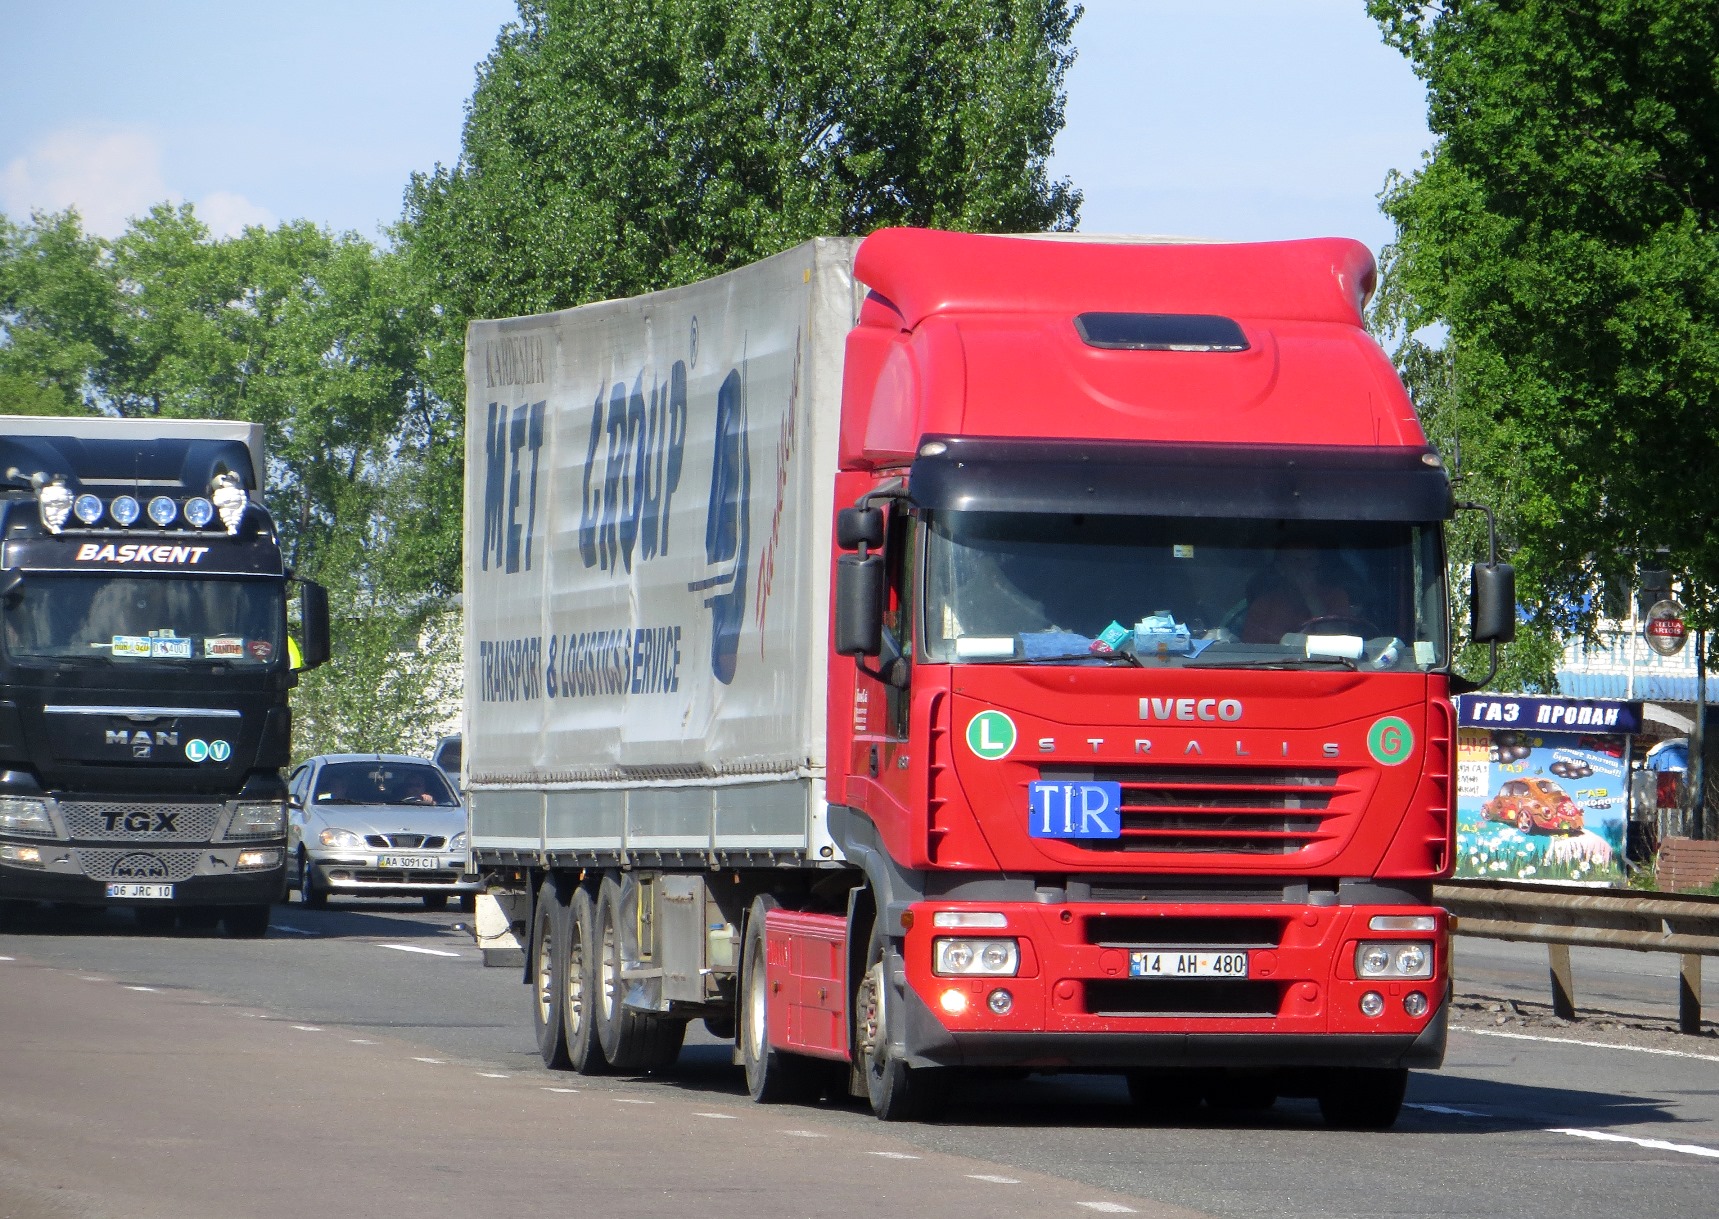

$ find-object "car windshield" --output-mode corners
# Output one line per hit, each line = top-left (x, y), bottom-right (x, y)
(3, 574), (284, 664)
(314, 762), (459, 808)
(922, 512), (1447, 671)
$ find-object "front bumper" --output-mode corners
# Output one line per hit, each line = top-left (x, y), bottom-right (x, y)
(306, 853), (478, 897)
(0, 853), (285, 907)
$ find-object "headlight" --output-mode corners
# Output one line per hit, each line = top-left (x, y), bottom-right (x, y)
(932, 938), (1019, 977)
(236, 848), (282, 870)
(449, 831), (467, 851)
(319, 827), (364, 850)
(0, 796), (54, 837)
(228, 801), (284, 837)
(1355, 940), (1434, 980)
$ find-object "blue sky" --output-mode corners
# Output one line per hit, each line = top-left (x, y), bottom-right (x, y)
(0, 1), (1432, 254)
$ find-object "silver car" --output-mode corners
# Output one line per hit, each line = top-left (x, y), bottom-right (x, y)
(286, 754), (477, 910)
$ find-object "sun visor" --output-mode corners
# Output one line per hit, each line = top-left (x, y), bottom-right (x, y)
(908, 436), (1454, 521)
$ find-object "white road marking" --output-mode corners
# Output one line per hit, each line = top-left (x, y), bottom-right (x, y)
(1455, 1026), (1719, 1064)
(1405, 1102), (1488, 1118)
(1078, 1204), (1137, 1214)
(780, 1130), (826, 1137)
(292, 1025), (323, 1032)
(378, 943), (463, 958)
(867, 1151), (920, 1160)
(1552, 1128), (1719, 1160)
(124, 986), (157, 992)
(0, 956), (13, 961)
(271, 924), (316, 936)
(695, 1112), (737, 1120)
(542, 1087), (580, 1094)
(350, 1039), (377, 1044)
(615, 1098), (654, 1105)
(413, 1057), (445, 1064)
(80, 977), (104, 982)
(477, 1072), (509, 1078)
(968, 1174), (1021, 1184)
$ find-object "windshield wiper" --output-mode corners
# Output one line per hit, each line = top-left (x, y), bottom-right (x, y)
(995, 650), (1142, 668)
(1229, 655), (1359, 671)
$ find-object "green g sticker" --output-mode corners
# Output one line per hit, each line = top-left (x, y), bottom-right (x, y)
(1368, 716), (1414, 766)
(966, 710), (1017, 760)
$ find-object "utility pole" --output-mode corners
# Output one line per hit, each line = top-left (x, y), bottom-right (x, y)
(1692, 627), (1708, 840)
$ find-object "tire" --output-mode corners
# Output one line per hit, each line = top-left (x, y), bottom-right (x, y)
(562, 886), (607, 1074)
(531, 882), (571, 1069)
(741, 895), (824, 1104)
(133, 906), (178, 933)
(595, 876), (656, 1074)
(1124, 1070), (1205, 1120)
(422, 893), (449, 912)
(855, 918), (947, 1121)
(222, 905), (271, 938)
(1317, 1067), (1408, 1131)
(298, 852), (327, 908)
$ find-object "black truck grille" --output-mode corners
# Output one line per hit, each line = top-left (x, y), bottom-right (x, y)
(1084, 979), (1282, 1018)
(74, 848), (202, 881)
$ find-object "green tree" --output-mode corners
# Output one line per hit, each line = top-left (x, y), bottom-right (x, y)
(401, 0), (1081, 388)
(0, 210), (117, 413)
(1367, 0), (1719, 650)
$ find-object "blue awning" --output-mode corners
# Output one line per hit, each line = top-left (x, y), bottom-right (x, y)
(1556, 670), (1719, 702)
(1645, 739), (1689, 773)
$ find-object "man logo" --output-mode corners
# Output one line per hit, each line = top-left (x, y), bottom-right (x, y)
(111, 853), (168, 879)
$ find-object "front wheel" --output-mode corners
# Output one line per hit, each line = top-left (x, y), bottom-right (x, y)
(298, 853), (327, 908)
(740, 895), (824, 1104)
(855, 920), (947, 1121)
(1317, 1067), (1408, 1131)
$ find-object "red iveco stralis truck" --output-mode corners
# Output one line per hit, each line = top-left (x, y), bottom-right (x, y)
(462, 229), (1513, 1129)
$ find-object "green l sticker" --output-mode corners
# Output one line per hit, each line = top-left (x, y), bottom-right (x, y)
(966, 710), (1017, 760)
(1368, 716), (1414, 766)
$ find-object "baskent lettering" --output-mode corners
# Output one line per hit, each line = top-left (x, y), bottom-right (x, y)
(74, 543), (211, 565)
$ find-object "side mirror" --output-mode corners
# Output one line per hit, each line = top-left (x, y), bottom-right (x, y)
(836, 506), (885, 551)
(298, 580), (332, 670)
(835, 553), (886, 656)
(1470, 562), (1517, 644)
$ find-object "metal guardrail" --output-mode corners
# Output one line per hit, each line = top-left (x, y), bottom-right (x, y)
(1435, 879), (1719, 1034)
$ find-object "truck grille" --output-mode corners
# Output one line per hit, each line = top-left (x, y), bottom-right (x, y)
(74, 848), (203, 881)
(1085, 979), (1282, 1018)
(60, 803), (221, 843)
(1039, 764), (1358, 856)
(363, 834), (446, 850)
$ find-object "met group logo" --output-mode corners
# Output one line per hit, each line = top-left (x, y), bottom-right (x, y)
(688, 366), (751, 686)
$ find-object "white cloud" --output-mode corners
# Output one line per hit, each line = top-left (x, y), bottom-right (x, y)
(0, 127), (171, 236)
(196, 190), (275, 238)
(0, 127), (275, 239)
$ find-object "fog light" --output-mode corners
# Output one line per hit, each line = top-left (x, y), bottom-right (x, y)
(1404, 991), (1429, 1018)
(73, 493), (105, 524)
(987, 989), (1013, 1015)
(1360, 991), (1385, 1018)
(236, 848), (282, 870)
(184, 497), (215, 528)
(146, 495), (178, 526)
(939, 989), (969, 1015)
(110, 495), (141, 526)
(0, 844), (42, 866)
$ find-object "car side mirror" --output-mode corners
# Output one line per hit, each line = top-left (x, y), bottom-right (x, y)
(836, 506), (885, 551)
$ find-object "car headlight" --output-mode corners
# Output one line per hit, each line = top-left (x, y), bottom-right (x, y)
(319, 827), (364, 850)
(0, 796), (54, 838)
(449, 831), (466, 851)
(932, 938), (1020, 977)
(1355, 940), (1434, 979)
(228, 801), (284, 837)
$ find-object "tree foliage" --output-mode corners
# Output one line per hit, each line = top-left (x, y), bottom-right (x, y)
(0, 205), (460, 757)
(1368, 0), (1719, 641)
(401, 0), (1082, 367)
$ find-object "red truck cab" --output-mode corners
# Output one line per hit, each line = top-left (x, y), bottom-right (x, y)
(821, 229), (1458, 1126)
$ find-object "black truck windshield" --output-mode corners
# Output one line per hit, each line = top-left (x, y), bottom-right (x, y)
(3, 574), (285, 664)
(922, 512), (1447, 671)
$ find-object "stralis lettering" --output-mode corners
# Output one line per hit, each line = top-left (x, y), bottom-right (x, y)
(478, 637), (544, 703)
(75, 543), (211, 565)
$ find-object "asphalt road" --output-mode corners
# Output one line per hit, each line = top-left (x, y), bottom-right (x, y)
(3, 899), (1717, 1219)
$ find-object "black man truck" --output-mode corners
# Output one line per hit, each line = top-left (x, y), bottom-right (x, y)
(0, 415), (329, 937)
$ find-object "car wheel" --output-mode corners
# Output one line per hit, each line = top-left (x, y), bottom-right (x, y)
(562, 885), (607, 1074)
(222, 905), (271, 938)
(531, 881), (571, 1069)
(422, 893), (449, 912)
(741, 894), (824, 1104)
(856, 917), (948, 1121)
(298, 852), (327, 908)
(1317, 1067), (1407, 1131)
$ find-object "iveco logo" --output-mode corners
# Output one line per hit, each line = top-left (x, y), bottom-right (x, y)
(111, 853), (168, 879)
(1140, 697), (1243, 722)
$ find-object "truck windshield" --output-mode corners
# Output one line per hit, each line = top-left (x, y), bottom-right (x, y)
(922, 512), (1447, 671)
(3, 574), (285, 665)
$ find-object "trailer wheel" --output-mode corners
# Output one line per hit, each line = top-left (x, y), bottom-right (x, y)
(531, 882), (571, 1069)
(595, 876), (655, 1073)
(1316, 1067), (1407, 1130)
(562, 885), (607, 1074)
(856, 919), (947, 1121)
(740, 895), (824, 1104)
